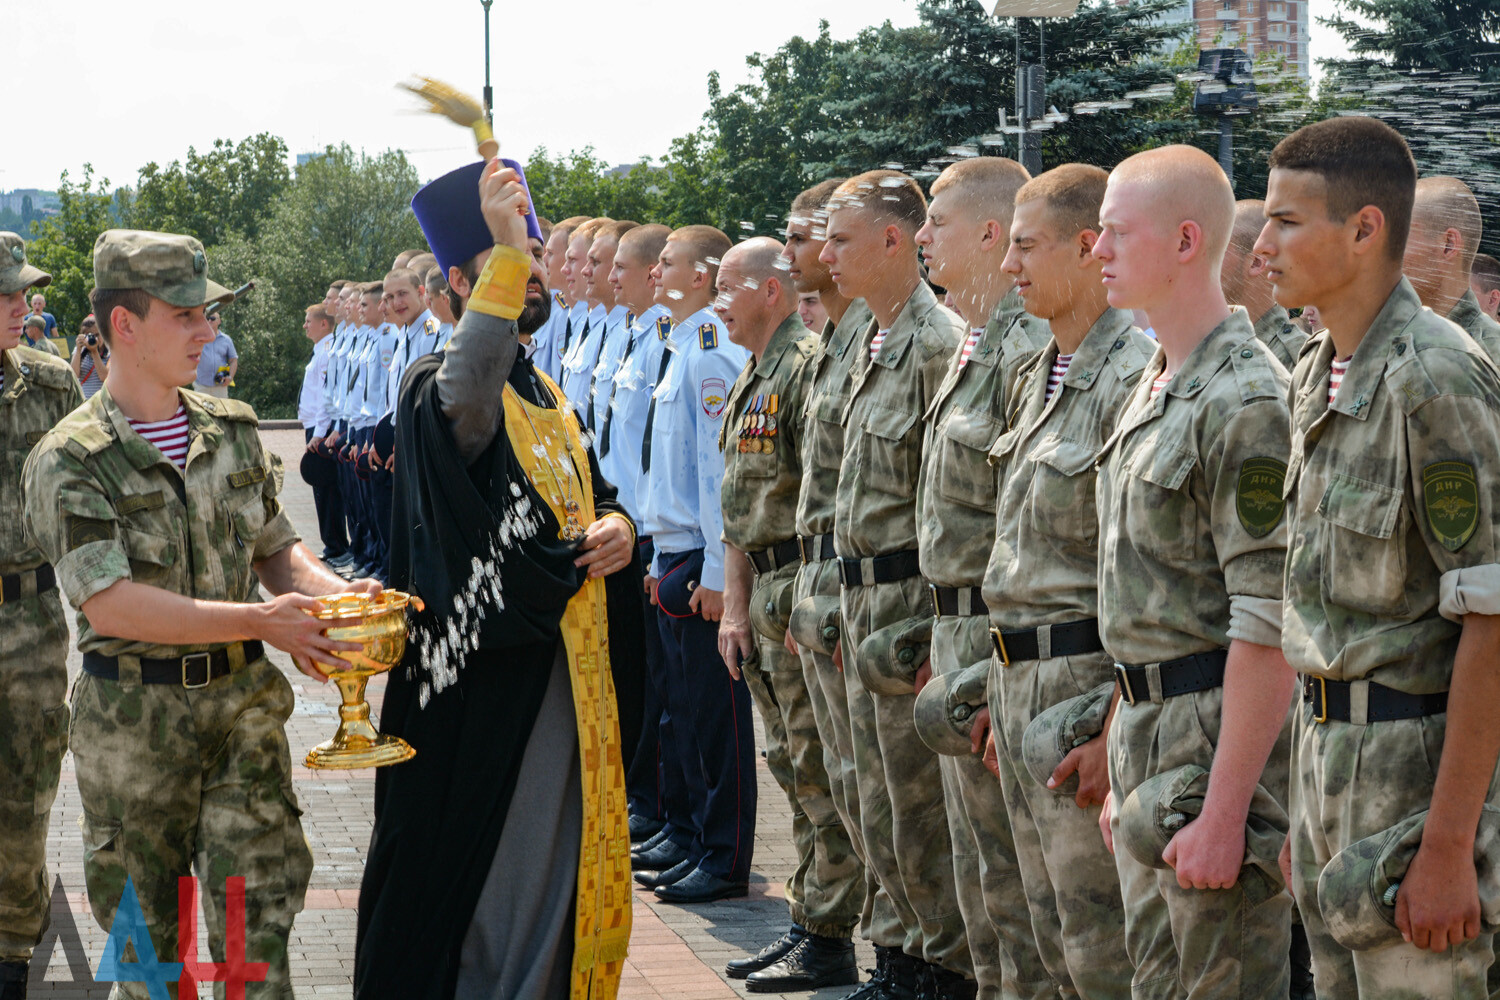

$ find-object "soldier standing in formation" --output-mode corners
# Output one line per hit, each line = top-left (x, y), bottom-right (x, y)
(0, 234), (81, 1000)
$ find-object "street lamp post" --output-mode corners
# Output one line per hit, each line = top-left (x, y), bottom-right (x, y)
(480, 0), (494, 127)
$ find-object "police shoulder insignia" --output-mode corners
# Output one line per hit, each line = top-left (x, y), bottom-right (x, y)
(1423, 461), (1479, 551)
(425, 317), (438, 334)
(656, 316), (672, 340)
(1236, 457), (1287, 538)
(699, 323), (718, 350)
(67, 516), (114, 550)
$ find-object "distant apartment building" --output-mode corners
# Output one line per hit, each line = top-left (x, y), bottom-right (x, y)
(1189, 0), (1310, 78)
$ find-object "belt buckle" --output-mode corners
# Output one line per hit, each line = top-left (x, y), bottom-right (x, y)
(929, 583), (942, 619)
(181, 652), (212, 690)
(1312, 675), (1329, 724)
(798, 536), (811, 564)
(1114, 663), (1136, 706)
(989, 627), (1011, 668)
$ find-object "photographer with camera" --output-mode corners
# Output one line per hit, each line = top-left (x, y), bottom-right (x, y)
(70, 313), (110, 399)
(192, 310), (238, 397)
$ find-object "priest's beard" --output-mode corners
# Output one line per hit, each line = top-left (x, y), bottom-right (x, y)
(518, 279), (551, 335)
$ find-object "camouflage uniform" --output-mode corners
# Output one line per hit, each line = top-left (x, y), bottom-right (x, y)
(1094, 309), (1294, 1000)
(913, 292), (1052, 999)
(1252, 304), (1308, 372)
(981, 308), (1150, 1000)
(720, 313), (864, 938)
(835, 281), (968, 970)
(21, 232), (313, 1000)
(1283, 279), (1500, 998)
(1447, 288), (1500, 369)
(1, 235), (84, 977)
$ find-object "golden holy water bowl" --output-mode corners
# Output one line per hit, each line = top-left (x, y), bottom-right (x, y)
(303, 590), (424, 770)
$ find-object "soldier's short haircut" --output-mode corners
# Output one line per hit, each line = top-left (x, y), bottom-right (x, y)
(89, 287), (153, 345)
(932, 157), (1033, 226)
(593, 219), (640, 244)
(619, 223), (671, 265)
(668, 225), (733, 284)
(305, 305), (334, 327)
(791, 178), (846, 218)
(1229, 199), (1267, 260)
(831, 170), (927, 233)
(572, 218), (611, 246)
(551, 215), (590, 244)
(1015, 163), (1109, 239)
(405, 252), (438, 279)
(328, 278), (351, 292)
(424, 267), (449, 294)
(1413, 176), (1485, 274)
(1474, 252), (1500, 294)
(361, 281), (384, 299)
(1269, 116), (1417, 262)
(537, 216), (553, 242)
(383, 267), (422, 291)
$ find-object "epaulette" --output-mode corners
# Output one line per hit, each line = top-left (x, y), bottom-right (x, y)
(425, 317), (439, 334)
(1230, 338), (1282, 403)
(213, 397), (262, 425)
(1106, 332), (1151, 384)
(699, 323), (718, 350)
(14, 347), (77, 391)
(58, 408), (116, 459)
(656, 316), (672, 340)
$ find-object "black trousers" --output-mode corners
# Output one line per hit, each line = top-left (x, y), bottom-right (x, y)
(654, 547), (757, 882)
(626, 538), (673, 825)
(304, 427), (349, 558)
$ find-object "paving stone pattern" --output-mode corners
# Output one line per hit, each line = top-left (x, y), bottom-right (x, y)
(29, 427), (874, 998)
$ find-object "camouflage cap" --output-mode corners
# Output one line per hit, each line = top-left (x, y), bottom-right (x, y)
(92, 229), (234, 308)
(788, 595), (843, 658)
(1316, 805), (1500, 951)
(748, 577), (797, 643)
(0, 232), (51, 295)
(1020, 680), (1116, 793)
(852, 614), (931, 697)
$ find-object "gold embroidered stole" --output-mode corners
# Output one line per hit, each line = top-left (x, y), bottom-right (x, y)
(500, 372), (631, 1000)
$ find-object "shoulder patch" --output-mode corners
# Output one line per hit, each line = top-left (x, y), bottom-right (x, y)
(1230, 342), (1282, 403)
(1237, 458), (1287, 538)
(701, 377), (727, 419)
(25, 429), (45, 446)
(67, 516), (114, 551)
(1423, 461), (1479, 551)
(699, 323), (718, 350)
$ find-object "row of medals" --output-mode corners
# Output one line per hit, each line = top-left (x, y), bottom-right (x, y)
(738, 392), (779, 454)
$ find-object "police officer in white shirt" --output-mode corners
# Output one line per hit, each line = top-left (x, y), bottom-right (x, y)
(298, 303), (349, 563)
(584, 221), (638, 434)
(559, 218), (610, 419)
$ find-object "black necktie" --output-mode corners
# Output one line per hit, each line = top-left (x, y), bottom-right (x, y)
(639, 345), (675, 474)
(599, 324), (641, 458)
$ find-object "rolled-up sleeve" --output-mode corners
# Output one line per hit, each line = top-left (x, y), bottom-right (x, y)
(24, 449), (129, 607)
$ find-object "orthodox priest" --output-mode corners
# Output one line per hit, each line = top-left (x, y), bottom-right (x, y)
(354, 157), (645, 1000)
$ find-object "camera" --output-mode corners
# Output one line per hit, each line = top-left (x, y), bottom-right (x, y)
(85, 333), (98, 347)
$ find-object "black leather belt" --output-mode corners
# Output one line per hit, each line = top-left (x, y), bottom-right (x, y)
(930, 585), (988, 618)
(990, 618), (1102, 665)
(82, 641), (265, 688)
(837, 549), (921, 587)
(1115, 649), (1228, 705)
(797, 533), (836, 564)
(748, 539), (801, 575)
(1, 564), (56, 605)
(1304, 675), (1448, 724)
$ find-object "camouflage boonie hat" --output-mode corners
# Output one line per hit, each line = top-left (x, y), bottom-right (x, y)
(788, 595), (843, 658)
(914, 669), (989, 757)
(1317, 805), (1500, 951)
(853, 615), (932, 696)
(92, 229), (234, 308)
(0, 232), (50, 294)
(1118, 763), (1287, 904)
(1021, 680), (1116, 793)
(748, 577), (797, 643)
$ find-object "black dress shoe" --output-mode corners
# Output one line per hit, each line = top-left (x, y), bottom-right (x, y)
(746, 934), (859, 992)
(652, 866), (748, 903)
(726, 924), (806, 979)
(631, 827), (669, 858)
(631, 837), (689, 872)
(629, 812), (665, 843)
(634, 857), (695, 890)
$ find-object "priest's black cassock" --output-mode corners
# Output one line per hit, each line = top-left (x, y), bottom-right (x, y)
(353, 280), (645, 1000)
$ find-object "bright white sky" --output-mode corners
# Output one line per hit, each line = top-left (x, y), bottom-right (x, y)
(13, 0), (1348, 193)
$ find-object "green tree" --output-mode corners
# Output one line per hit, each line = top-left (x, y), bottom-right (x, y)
(129, 133), (292, 247)
(525, 147), (664, 223)
(26, 165), (119, 335)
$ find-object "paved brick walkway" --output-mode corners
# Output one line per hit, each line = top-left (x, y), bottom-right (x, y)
(30, 427), (874, 998)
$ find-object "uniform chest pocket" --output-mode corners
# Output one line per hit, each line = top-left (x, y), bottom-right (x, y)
(0, 447), (29, 554)
(935, 408), (1003, 509)
(1026, 436), (1098, 543)
(1127, 439), (1200, 562)
(856, 404), (919, 498)
(222, 498), (268, 598)
(732, 451), (779, 481)
(121, 525), (177, 586)
(1318, 474), (1408, 615)
(810, 393), (847, 472)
